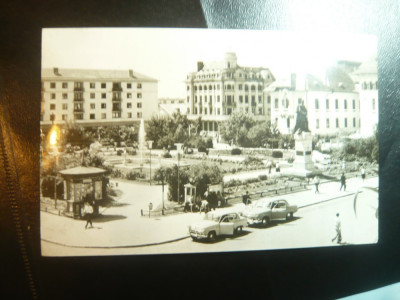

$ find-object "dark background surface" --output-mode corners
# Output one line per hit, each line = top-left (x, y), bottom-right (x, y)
(0, 1), (400, 299)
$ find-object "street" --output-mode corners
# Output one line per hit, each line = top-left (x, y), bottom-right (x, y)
(41, 186), (378, 256)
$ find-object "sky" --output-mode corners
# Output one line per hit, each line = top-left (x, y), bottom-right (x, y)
(42, 28), (377, 98)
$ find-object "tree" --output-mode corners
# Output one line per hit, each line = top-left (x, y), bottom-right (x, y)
(187, 163), (223, 199)
(61, 121), (94, 147)
(220, 112), (256, 146)
(165, 165), (189, 202)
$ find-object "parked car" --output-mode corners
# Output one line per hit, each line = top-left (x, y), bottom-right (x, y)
(189, 211), (247, 242)
(242, 199), (298, 227)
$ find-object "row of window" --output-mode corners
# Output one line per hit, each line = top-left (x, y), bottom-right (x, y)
(191, 107), (264, 116)
(361, 81), (378, 90)
(316, 118), (358, 129)
(49, 102), (142, 110)
(60, 112), (143, 121)
(49, 92), (142, 100)
(190, 83), (264, 92)
(193, 71), (267, 80)
(273, 98), (358, 110)
(49, 82), (142, 89)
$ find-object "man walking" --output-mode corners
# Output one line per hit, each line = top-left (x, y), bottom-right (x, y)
(242, 191), (251, 205)
(84, 200), (94, 229)
(332, 213), (342, 244)
(339, 173), (346, 191)
(361, 167), (366, 182)
(313, 176), (320, 194)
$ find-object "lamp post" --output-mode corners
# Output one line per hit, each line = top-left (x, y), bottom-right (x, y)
(148, 140), (153, 185)
(175, 143), (183, 203)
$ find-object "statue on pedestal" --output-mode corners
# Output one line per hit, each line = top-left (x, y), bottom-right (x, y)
(293, 100), (310, 135)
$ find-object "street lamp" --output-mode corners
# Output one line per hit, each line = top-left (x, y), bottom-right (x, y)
(148, 140), (153, 185)
(175, 143), (183, 203)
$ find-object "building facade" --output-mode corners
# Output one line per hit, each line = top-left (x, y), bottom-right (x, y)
(351, 55), (378, 137)
(158, 98), (186, 117)
(185, 52), (275, 135)
(266, 67), (361, 137)
(41, 68), (158, 127)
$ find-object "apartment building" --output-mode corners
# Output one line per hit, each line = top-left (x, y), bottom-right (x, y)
(41, 68), (158, 127)
(185, 52), (275, 135)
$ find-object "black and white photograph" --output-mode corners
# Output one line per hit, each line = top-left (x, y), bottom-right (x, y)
(40, 28), (378, 256)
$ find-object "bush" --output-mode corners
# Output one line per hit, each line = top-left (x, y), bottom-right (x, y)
(272, 150), (283, 158)
(126, 171), (144, 180)
(198, 146), (208, 153)
(231, 148), (242, 155)
(287, 157), (295, 163)
(111, 169), (123, 178)
(163, 152), (172, 158)
(258, 174), (268, 181)
(116, 149), (123, 156)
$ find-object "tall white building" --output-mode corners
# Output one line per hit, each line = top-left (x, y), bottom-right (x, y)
(351, 55), (378, 137)
(185, 52), (275, 135)
(266, 66), (361, 136)
(41, 68), (158, 127)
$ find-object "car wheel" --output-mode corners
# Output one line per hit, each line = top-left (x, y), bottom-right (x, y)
(235, 226), (243, 235)
(191, 236), (198, 241)
(286, 212), (293, 221)
(262, 217), (270, 227)
(208, 231), (216, 242)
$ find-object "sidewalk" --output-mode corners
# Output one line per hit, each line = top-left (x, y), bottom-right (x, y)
(41, 176), (378, 249)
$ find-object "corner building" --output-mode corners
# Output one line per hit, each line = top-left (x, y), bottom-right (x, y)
(41, 68), (158, 127)
(185, 52), (275, 136)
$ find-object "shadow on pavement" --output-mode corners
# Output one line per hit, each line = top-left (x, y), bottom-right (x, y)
(93, 214), (127, 223)
(248, 216), (301, 229)
(193, 230), (252, 244)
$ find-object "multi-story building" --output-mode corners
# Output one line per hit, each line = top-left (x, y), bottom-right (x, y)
(351, 55), (378, 137)
(158, 98), (186, 117)
(266, 66), (361, 136)
(185, 52), (275, 136)
(41, 68), (158, 127)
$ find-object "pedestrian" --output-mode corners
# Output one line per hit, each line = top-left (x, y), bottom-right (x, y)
(242, 191), (251, 205)
(276, 161), (280, 173)
(199, 199), (209, 214)
(313, 176), (320, 194)
(339, 173), (346, 191)
(84, 200), (94, 229)
(361, 167), (366, 182)
(268, 161), (272, 174)
(332, 213), (342, 244)
(184, 196), (193, 213)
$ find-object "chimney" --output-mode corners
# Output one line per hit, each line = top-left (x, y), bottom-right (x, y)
(290, 73), (296, 90)
(129, 69), (136, 78)
(197, 61), (204, 71)
(53, 67), (60, 76)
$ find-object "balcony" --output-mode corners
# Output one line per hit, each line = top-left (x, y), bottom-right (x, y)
(73, 107), (84, 112)
(112, 92), (122, 101)
(112, 83), (123, 92)
(74, 83), (84, 92)
(74, 97), (84, 102)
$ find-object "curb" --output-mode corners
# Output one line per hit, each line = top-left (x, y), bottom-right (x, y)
(298, 192), (356, 209)
(41, 235), (190, 249)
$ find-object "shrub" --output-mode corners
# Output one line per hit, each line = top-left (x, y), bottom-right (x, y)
(163, 152), (172, 158)
(231, 148), (242, 155)
(125, 171), (143, 180)
(258, 174), (268, 181)
(198, 146), (208, 153)
(116, 149), (123, 156)
(287, 157), (295, 163)
(111, 169), (123, 178)
(272, 150), (283, 158)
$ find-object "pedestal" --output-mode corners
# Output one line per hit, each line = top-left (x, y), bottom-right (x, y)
(282, 132), (321, 177)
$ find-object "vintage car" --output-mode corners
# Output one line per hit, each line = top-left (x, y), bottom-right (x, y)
(242, 199), (298, 226)
(189, 211), (247, 241)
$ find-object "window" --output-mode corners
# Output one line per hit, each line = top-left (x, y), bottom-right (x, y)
(127, 83), (132, 89)
(267, 96), (271, 104)
(326, 99), (329, 110)
(275, 98), (279, 109)
(61, 93), (67, 100)
(101, 113), (106, 119)
(251, 96), (255, 104)
(74, 113), (83, 120)
(127, 102), (132, 108)
(210, 96), (212, 102)
(336, 118), (339, 128)
(102, 93), (106, 99)
(344, 99), (347, 110)
(137, 93), (142, 98)
(217, 96), (220, 102)
(245, 96), (249, 103)
(195, 96), (197, 103)
(62, 82), (68, 89)
(335, 99), (339, 109)
(352, 99), (356, 109)
(239, 96), (243, 103)
(137, 112), (142, 118)
(344, 118), (348, 127)
(238, 84), (243, 90)
(217, 108), (221, 115)
(187, 96), (190, 103)
(90, 83), (96, 89)
(287, 118), (290, 128)
(62, 103), (68, 110)
(137, 102), (142, 108)
(251, 85), (256, 91)
(50, 104), (56, 110)
(128, 112), (132, 118)
(353, 118), (356, 127)
(90, 93), (95, 99)
(372, 98), (376, 110)
(62, 114), (67, 120)
(326, 119), (330, 128)
(186, 85), (190, 91)
(90, 103), (95, 109)
(258, 96), (262, 104)
(101, 83), (106, 89)
(204, 108), (208, 114)
(258, 108), (263, 115)
(112, 112), (121, 118)
(50, 82), (56, 88)
(51, 93), (56, 99)
(90, 114), (95, 120)
(101, 103), (106, 109)
(315, 99), (319, 110)
(316, 119), (320, 129)
(205, 96), (207, 102)
(137, 83), (142, 89)
(204, 85), (208, 91)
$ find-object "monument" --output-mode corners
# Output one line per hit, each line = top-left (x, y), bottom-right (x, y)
(283, 100), (321, 177)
